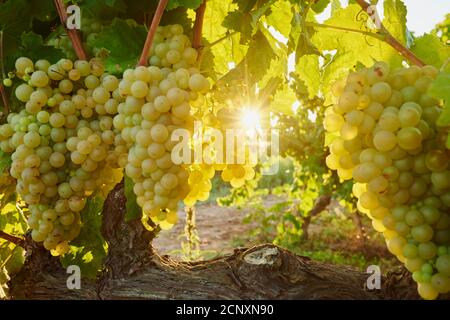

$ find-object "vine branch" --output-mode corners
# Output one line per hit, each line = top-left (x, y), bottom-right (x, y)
(138, 0), (169, 67)
(53, 0), (87, 60)
(0, 84), (8, 117)
(205, 31), (238, 50)
(305, 22), (384, 41)
(301, 195), (331, 241)
(192, 1), (207, 50)
(0, 230), (25, 248)
(355, 0), (425, 67)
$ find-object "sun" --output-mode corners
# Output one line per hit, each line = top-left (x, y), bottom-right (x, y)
(240, 107), (261, 131)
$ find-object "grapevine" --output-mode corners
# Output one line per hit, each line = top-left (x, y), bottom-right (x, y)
(0, 0), (448, 302)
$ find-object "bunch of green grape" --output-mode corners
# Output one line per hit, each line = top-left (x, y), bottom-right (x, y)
(183, 164), (216, 207)
(0, 57), (124, 255)
(182, 126), (257, 207)
(181, 105), (260, 208)
(324, 61), (450, 299)
(113, 24), (209, 230)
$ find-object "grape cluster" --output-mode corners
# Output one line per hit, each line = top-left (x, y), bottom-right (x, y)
(114, 25), (209, 229)
(324, 62), (450, 299)
(182, 106), (259, 206)
(0, 57), (124, 255)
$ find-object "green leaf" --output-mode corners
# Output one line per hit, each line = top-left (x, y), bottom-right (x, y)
(223, 11), (253, 41)
(87, 18), (147, 74)
(295, 28), (320, 60)
(296, 54), (320, 98)
(0, 151), (12, 174)
(18, 32), (65, 63)
(311, 4), (405, 101)
(270, 83), (296, 115)
(61, 197), (107, 279)
(429, 72), (450, 102)
(221, 30), (275, 84)
(0, 245), (25, 275)
(167, 0), (204, 10)
(311, 0), (330, 14)
(201, 0), (248, 76)
(383, 0), (407, 45)
(233, 0), (258, 12)
(411, 34), (450, 69)
(80, 0), (127, 19)
(429, 72), (450, 126)
(0, 0), (57, 67)
(160, 7), (195, 31)
(125, 175), (141, 222)
(251, 0), (276, 29)
(0, 0), (34, 62)
(265, 0), (293, 39)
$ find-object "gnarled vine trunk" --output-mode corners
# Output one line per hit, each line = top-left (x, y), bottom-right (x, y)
(8, 184), (424, 300)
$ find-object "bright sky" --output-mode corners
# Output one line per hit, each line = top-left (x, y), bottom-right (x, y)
(317, 0), (450, 36)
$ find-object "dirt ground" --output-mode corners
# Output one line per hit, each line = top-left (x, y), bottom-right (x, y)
(153, 202), (255, 257)
(153, 197), (394, 266)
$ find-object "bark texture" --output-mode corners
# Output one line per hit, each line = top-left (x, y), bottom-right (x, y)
(8, 186), (428, 300)
(10, 242), (424, 300)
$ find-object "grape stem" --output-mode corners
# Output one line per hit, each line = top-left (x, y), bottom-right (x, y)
(192, 1), (207, 50)
(137, 0), (169, 67)
(0, 230), (25, 248)
(53, 0), (88, 60)
(355, 0), (425, 67)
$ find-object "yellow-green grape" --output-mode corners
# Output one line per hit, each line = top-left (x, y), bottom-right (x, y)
(0, 57), (125, 254)
(324, 62), (449, 299)
(113, 25), (210, 228)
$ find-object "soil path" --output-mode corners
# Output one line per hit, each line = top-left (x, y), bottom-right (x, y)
(153, 202), (255, 257)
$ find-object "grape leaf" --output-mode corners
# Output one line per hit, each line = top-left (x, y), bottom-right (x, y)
(271, 83), (296, 115)
(429, 72), (450, 127)
(0, 151), (12, 174)
(0, 245), (24, 275)
(87, 18), (147, 74)
(311, 4), (406, 102)
(411, 34), (450, 70)
(0, 0), (35, 62)
(0, 0), (57, 68)
(124, 175), (142, 222)
(296, 54), (320, 98)
(0, 202), (27, 236)
(60, 197), (107, 279)
(287, 7), (320, 62)
(17, 32), (65, 63)
(223, 11), (253, 41)
(160, 7), (195, 31)
(383, 0), (407, 45)
(105, 0), (119, 6)
(233, 0), (258, 12)
(167, 0), (204, 10)
(251, 0), (276, 28)
(295, 28), (320, 60)
(80, 0), (127, 19)
(265, 0), (293, 39)
(203, 0), (248, 76)
(311, 0), (330, 14)
(221, 31), (275, 84)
